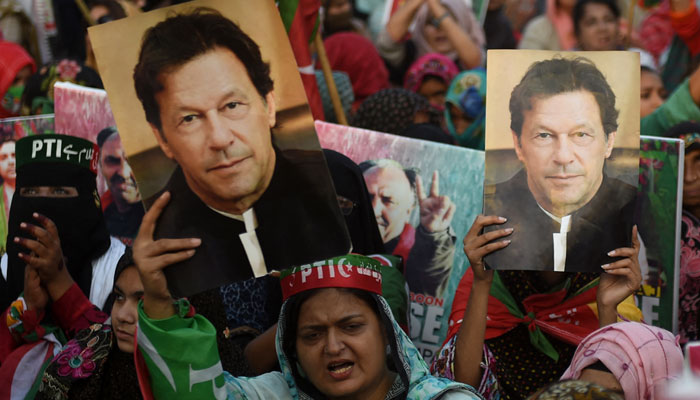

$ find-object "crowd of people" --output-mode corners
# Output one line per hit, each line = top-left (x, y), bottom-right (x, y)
(0, 0), (700, 399)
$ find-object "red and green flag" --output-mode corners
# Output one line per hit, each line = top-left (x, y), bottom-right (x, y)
(278, 0), (325, 121)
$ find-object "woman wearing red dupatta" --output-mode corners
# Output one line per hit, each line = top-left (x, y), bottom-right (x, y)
(430, 215), (643, 399)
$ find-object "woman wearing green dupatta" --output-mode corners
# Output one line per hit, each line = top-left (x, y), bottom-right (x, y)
(431, 215), (643, 399)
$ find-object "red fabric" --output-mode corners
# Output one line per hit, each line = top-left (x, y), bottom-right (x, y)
(287, 0), (325, 121)
(52, 283), (108, 334)
(639, 3), (674, 63)
(0, 339), (55, 398)
(101, 190), (113, 211)
(0, 41), (36, 118)
(322, 32), (390, 111)
(445, 268), (600, 348)
(670, 1), (700, 55)
(392, 223), (415, 266)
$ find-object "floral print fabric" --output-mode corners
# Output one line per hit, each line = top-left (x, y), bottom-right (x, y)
(680, 210), (700, 343)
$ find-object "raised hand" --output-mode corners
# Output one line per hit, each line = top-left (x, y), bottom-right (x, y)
(15, 213), (65, 283)
(15, 213), (74, 300)
(597, 225), (642, 326)
(23, 266), (48, 312)
(416, 170), (456, 233)
(133, 191), (201, 319)
(462, 215), (512, 284)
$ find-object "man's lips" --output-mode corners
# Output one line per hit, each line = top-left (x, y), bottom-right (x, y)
(327, 360), (354, 380)
(546, 174), (582, 180)
(207, 157), (249, 172)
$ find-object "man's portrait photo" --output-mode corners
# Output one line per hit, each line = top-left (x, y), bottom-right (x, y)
(89, 0), (350, 296)
(483, 51), (640, 273)
(359, 159), (456, 298)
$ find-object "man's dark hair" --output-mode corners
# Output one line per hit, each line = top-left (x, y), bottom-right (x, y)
(133, 7), (274, 131)
(509, 57), (619, 140)
(573, 0), (620, 35)
(96, 126), (118, 149)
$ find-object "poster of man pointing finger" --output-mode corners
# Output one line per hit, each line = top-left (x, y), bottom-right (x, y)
(316, 120), (484, 363)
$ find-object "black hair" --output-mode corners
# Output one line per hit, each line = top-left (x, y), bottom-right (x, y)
(96, 126), (118, 148)
(573, 0), (620, 35)
(102, 247), (135, 314)
(133, 7), (274, 131)
(509, 56), (618, 140)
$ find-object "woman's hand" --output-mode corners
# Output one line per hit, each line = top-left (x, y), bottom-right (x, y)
(597, 225), (642, 326)
(133, 192), (201, 319)
(463, 215), (512, 286)
(15, 213), (73, 300)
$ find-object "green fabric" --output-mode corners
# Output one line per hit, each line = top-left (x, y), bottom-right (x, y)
(378, 255), (409, 328)
(16, 134), (98, 170)
(642, 79), (700, 137)
(136, 303), (227, 399)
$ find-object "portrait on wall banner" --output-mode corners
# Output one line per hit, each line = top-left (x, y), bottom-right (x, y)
(317, 120), (484, 362)
(88, 0), (350, 297)
(483, 50), (640, 273)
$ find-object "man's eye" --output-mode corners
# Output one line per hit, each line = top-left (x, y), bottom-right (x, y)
(181, 115), (197, 124)
(225, 102), (238, 110)
(381, 196), (394, 205)
(115, 294), (125, 302)
(535, 132), (552, 139)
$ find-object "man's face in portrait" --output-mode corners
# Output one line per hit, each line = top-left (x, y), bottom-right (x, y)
(512, 90), (615, 217)
(363, 165), (415, 243)
(0, 141), (16, 185)
(151, 46), (277, 213)
(100, 133), (140, 206)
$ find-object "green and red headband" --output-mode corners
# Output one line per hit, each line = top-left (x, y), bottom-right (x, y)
(16, 134), (99, 174)
(280, 254), (383, 301)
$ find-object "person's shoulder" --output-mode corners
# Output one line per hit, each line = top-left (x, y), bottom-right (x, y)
(279, 148), (326, 168)
(144, 167), (185, 209)
(488, 169), (527, 196)
(601, 175), (637, 200)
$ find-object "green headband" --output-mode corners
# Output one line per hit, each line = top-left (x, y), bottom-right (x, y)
(16, 134), (99, 174)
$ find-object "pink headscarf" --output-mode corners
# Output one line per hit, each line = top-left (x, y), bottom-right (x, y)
(409, 0), (485, 61)
(561, 322), (683, 400)
(403, 53), (459, 93)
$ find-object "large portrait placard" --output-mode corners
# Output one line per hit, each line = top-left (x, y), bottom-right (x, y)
(483, 50), (640, 273)
(89, 0), (350, 297)
(317, 120), (484, 362)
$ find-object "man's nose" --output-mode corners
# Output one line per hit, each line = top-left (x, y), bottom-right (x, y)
(206, 113), (234, 150)
(371, 195), (382, 217)
(552, 137), (575, 165)
(119, 158), (134, 179)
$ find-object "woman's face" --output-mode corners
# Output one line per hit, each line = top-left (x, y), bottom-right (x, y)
(418, 76), (448, 109)
(295, 288), (394, 400)
(111, 266), (144, 353)
(640, 70), (667, 118)
(423, 20), (454, 54)
(576, 3), (619, 51)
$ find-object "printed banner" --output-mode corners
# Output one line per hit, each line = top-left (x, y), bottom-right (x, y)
(317, 120), (484, 362)
(89, 0), (350, 297)
(483, 50), (640, 272)
(0, 114), (54, 137)
(635, 136), (683, 333)
(53, 82), (144, 244)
